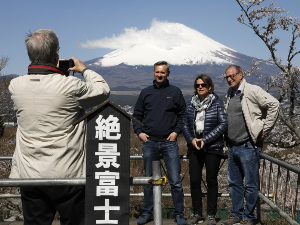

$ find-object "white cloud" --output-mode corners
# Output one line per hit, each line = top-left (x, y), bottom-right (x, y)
(79, 19), (190, 50)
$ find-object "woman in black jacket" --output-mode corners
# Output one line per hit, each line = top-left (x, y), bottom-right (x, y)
(183, 74), (227, 225)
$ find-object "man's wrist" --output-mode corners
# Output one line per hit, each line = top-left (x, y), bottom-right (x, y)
(81, 68), (89, 75)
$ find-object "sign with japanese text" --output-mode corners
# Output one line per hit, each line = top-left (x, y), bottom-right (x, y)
(85, 103), (130, 225)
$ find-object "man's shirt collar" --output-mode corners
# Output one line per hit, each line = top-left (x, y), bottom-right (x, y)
(231, 80), (244, 96)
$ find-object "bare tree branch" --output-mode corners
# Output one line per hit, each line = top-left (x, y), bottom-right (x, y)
(235, 0), (300, 143)
(0, 56), (9, 74)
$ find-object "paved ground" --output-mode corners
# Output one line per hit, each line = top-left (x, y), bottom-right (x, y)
(0, 218), (262, 225)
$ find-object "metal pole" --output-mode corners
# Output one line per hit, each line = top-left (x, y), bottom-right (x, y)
(0, 155), (192, 161)
(130, 177), (152, 185)
(152, 160), (162, 225)
(0, 178), (86, 186)
(258, 192), (299, 225)
(257, 159), (261, 221)
(0, 177), (153, 187)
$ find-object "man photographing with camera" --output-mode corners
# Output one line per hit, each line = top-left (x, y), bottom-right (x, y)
(9, 29), (110, 225)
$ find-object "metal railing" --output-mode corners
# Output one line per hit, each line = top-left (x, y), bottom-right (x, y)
(1, 154), (300, 224)
(259, 153), (300, 225)
(0, 158), (165, 225)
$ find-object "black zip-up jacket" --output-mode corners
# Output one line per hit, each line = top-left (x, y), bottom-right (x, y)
(132, 80), (186, 141)
(182, 93), (227, 153)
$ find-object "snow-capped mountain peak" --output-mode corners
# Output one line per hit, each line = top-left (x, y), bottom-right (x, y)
(81, 20), (237, 67)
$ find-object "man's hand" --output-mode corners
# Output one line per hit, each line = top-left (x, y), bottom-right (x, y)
(69, 57), (87, 73)
(167, 132), (178, 141)
(138, 133), (149, 142)
(257, 134), (266, 142)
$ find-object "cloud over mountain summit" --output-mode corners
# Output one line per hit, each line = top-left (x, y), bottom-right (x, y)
(79, 19), (238, 67)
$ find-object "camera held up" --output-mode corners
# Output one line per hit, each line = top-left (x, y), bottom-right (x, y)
(59, 59), (75, 76)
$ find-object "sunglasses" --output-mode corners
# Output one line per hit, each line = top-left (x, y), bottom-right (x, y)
(196, 83), (207, 88)
(224, 72), (239, 80)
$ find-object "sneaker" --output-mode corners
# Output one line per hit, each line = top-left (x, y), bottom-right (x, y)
(207, 215), (216, 225)
(174, 214), (187, 225)
(220, 216), (240, 225)
(187, 213), (203, 224)
(137, 214), (153, 225)
(240, 220), (254, 225)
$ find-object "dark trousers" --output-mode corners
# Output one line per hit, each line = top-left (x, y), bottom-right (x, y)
(188, 150), (221, 216)
(20, 186), (85, 225)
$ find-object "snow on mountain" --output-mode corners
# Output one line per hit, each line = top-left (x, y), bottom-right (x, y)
(81, 20), (238, 67)
(80, 20), (280, 103)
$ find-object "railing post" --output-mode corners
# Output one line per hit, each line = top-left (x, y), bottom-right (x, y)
(152, 160), (162, 225)
(257, 159), (261, 221)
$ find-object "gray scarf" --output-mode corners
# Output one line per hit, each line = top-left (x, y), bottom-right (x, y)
(191, 94), (215, 135)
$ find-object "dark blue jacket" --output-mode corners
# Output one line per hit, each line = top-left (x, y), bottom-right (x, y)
(182, 93), (227, 153)
(132, 80), (186, 141)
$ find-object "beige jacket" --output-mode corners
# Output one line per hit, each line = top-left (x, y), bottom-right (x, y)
(225, 79), (279, 144)
(9, 69), (110, 178)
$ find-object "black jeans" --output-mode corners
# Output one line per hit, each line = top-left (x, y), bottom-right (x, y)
(21, 186), (85, 225)
(188, 150), (221, 216)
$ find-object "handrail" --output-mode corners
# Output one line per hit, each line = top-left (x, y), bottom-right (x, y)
(0, 154), (225, 161)
(258, 192), (299, 225)
(0, 177), (152, 187)
(260, 153), (300, 174)
(1, 153), (300, 224)
(259, 153), (300, 224)
(0, 156), (13, 160)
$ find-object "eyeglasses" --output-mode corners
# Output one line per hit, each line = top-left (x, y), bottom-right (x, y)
(196, 83), (207, 88)
(224, 72), (239, 80)
(57, 47), (60, 51)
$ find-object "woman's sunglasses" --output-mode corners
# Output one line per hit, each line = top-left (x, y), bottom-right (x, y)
(196, 83), (207, 88)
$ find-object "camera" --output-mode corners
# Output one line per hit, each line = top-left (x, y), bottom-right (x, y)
(59, 59), (75, 69)
(59, 59), (75, 76)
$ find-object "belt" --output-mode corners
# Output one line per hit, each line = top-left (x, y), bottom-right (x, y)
(229, 139), (250, 147)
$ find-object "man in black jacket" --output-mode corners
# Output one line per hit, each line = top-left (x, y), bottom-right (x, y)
(132, 61), (187, 225)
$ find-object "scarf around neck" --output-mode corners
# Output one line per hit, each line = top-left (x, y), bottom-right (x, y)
(191, 94), (215, 135)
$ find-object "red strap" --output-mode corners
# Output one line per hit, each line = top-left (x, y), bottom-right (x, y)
(28, 65), (65, 75)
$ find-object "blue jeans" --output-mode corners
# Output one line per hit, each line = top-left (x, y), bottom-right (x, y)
(142, 139), (184, 216)
(228, 140), (261, 221)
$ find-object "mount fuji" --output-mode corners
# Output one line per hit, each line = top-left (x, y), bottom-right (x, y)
(88, 21), (237, 67)
(80, 20), (279, 103)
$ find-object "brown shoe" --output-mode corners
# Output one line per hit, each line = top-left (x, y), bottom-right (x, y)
(220, 216), (240, 225)
(207, 215), (216, 225)
(240, 220), (254, 225)
(186, 213), (203, 225)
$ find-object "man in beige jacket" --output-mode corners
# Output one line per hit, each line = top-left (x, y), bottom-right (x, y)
(221, 65), (279, 225)
(9, 29), (110, 225)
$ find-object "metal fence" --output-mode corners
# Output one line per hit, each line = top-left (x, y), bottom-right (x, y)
(259, 153), (300, 225)
(1, 154), (300, 224)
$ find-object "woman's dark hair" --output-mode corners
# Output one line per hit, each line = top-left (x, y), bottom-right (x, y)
(193, 74), (214, 95)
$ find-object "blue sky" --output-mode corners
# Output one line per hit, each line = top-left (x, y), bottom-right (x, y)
(1, 0), (299, 75)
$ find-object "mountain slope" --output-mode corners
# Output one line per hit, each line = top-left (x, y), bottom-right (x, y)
(88, 21), (238, 67)
(80, 21), (280, 106)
